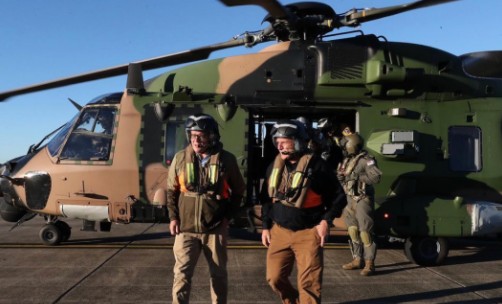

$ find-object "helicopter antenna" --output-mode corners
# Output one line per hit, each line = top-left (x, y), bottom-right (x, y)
(27, 123), (66, 154)
(68, 98), (82, 111)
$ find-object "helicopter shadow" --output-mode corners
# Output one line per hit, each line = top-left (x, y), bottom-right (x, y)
(373, 262), (422, 275)
(340, 280), (502, 304)
(442, 238), (502, 266)
(63, 230), (172, 246)
(61, 225), (264, 246)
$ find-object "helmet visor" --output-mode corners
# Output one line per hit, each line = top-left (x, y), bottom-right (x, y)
(185, 115), (214, 131)
(271, 122), (299, 139)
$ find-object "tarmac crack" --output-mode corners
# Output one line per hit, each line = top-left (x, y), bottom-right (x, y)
(50, 223), (157, 304)
(425, 266), (495, 302)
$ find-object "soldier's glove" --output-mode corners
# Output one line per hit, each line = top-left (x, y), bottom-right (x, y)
(346, 171), (358, 181)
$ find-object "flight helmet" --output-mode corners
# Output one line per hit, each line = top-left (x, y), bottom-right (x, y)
(341, 133), (363, 156)
(270, 119), (309, 153)
(185, 114), (220, 147)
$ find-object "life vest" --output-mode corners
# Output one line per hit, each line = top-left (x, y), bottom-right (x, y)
(178, 145), (226, 199)
(267, 153), (322, 208)
(338, 152), (367, 200)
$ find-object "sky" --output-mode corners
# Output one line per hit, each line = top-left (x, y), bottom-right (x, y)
(1, 0), (501, 162)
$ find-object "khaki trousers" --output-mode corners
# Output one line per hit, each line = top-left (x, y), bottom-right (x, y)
(172, 224), (228, 304)
(266, 224), (323, 304)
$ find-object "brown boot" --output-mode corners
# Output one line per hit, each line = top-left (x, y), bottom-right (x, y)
(360, 260), (375, 276)
(342, 258), (363, 270)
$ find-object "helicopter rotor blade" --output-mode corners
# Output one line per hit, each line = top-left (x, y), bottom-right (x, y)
(219, 0), (289, 19)
(0, 35), (261, 102)
(219, 0), (299, 38)
(339, 0), (459, 27)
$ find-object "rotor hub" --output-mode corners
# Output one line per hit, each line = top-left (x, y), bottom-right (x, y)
(263, 2), (336, 41)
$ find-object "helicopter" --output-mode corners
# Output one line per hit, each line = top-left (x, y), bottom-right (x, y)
(1, 0), (502, 267)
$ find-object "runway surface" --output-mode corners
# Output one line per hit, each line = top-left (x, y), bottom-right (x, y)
(1, 217), (501, 303)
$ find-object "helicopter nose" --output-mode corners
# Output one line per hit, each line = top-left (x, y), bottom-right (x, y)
(0, 165), (28, 223)
(0, 182), (27, 223)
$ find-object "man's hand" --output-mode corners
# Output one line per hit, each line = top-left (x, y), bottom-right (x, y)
(169, 219), (180, 235)
(261, 229), (271, 247)
(316, 220), (329, 247)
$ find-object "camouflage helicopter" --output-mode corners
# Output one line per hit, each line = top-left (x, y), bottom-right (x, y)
(1, 0), (502, 267)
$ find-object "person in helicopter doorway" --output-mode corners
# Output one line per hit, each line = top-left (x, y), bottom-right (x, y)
(166, 114), (246, 304)
(317, 117), (344, 170)
(260, 119), (347, 304)
(296, 116), (321, 154)
(337, 132), (382, 276)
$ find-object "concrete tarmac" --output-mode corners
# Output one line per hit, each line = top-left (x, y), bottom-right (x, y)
(0, 217), (501, 303)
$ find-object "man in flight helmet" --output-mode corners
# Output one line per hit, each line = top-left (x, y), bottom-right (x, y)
(271, 119), (310, 157)
(338, 133), (382, 276)
(260, 119), (346, 303)
(183, 113), (221, 150)
(167, 113), (246, 303)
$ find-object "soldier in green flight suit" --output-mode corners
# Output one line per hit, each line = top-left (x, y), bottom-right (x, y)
(338, 133), (382, 276)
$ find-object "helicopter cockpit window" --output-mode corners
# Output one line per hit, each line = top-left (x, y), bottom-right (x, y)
(59, 107), (117, 162)
(73, 108), (116, 134)
(448, 126), (482, 172)
(47, 114), (79, 157)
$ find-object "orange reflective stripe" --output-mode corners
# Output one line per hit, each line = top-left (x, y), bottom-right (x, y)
(302, 189), (322, 208)
(179, 173), (188, 193)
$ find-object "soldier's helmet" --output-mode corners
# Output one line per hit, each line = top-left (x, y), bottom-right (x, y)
(341, 133), (364, 156)
(318, 117), (335, 133)
(296, 116), (311, 129)
(270, 119), (310, 153)
(185, 114), (220, 147)
(317, 117), (331, 128)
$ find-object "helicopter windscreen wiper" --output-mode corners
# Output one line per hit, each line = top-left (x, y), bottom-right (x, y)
(28, 124), (66, 154)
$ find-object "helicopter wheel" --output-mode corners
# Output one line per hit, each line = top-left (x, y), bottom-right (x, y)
(55, 221), (72, 242)
(39, 223), (62, 246)
(404, 236), (449, 266)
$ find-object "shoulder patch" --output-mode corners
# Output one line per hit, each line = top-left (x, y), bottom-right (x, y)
(366, 159), (375, 166)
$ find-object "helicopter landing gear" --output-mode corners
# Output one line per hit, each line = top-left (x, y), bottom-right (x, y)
(39, 220), (72, 246)
(404, 236), (449, 266)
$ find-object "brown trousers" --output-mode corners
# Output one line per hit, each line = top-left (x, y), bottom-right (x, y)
(172, 223), (228, 304)
(266, 224), (323, 304)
